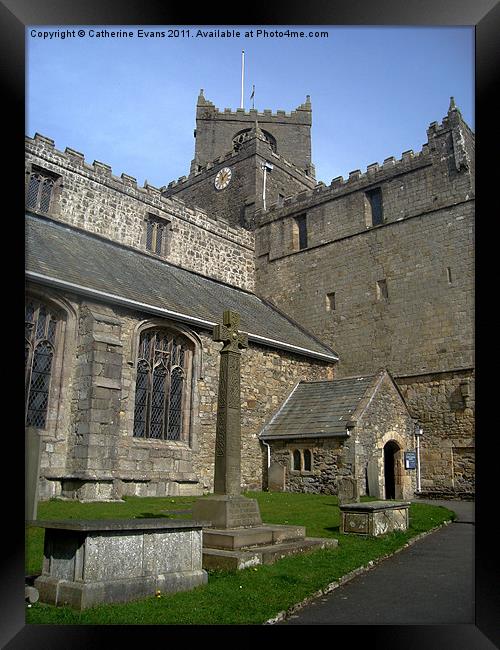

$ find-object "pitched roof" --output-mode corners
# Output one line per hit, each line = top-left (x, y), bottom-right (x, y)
(259, 374), (379, 440)
(25, 214), (338, 362)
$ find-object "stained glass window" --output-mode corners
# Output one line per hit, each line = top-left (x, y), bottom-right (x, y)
(25, 299), (58, 428)
(133, 329), (189, 440)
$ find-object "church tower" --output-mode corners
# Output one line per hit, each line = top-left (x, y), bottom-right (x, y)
(162, 91), (317, 229)
(191, 89), (315, 177)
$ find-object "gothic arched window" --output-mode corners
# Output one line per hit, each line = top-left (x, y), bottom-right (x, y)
(133, 328), (191, 441)
(25, 299), (59, 428)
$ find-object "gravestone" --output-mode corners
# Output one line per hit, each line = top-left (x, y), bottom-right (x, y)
(367, 459), (382, 499)
(192, 310), (261, 528)
(268, 462), (286, 492)
(337, 476), (360, 505)
(25, 427), (42, 520)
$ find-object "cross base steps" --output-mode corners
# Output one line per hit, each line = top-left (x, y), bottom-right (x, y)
(203, 523), (306, 550)
(202, 537), (338, 571)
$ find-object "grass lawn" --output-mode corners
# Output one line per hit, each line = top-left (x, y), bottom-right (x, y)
(25, 492), (455, 625)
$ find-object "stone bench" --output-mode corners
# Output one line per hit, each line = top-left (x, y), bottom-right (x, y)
(339, 500), (410, 537)
(30, 518), (208, 610)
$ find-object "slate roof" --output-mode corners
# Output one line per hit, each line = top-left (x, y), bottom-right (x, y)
(260, 374), (379, 440)
(25, 214), (338, 362)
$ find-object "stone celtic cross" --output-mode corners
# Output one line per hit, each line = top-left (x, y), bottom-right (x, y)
(213, 310), (248, 354)
(212, 310), (248, 496)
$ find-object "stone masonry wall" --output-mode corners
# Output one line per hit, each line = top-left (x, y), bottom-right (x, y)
(255, 110), (474, 379)
(25, 134), (255, 292)
(254, 108), (474, 495)
(266, 374), (416, 498)
(165, 134), (316, 229)
(397, 369), (475, 494)
(353, 374), (416, 499)
(32, 287), (335, 500)
(268, 438), (345, 494)
(195, 337), (334, 492)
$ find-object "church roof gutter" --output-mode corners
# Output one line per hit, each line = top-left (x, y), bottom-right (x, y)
(26, 270), (339, 363)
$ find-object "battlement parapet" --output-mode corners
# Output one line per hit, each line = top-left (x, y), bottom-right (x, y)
(196, 93), (311, 123)
(33, 133), (55, 147)
(425, 112), (461, 139)
(64, 147), (85, 163)
(198, 106), (310, 121)
(28, 133), (176, 198)
(254, 141), (436, 220)
(25, 133), (254, 247)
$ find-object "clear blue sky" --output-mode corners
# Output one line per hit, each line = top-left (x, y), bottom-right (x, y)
(26, 25), (474, 188)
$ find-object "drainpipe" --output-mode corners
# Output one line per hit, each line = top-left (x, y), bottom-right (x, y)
(261, 439), (271, 492)
(261, 439), (271, 469)
(415, 424), (423, 493)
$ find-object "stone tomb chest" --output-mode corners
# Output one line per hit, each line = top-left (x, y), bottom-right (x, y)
(31, 519), (208, 609)
(340, 501), (410, 537)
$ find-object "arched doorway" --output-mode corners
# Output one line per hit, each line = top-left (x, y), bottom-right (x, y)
(384, 441), (400, 499)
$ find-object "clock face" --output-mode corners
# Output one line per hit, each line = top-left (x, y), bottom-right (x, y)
(214, 167), (232, 190)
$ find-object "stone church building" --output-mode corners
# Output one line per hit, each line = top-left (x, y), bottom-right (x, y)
(25, 89), (474, 501)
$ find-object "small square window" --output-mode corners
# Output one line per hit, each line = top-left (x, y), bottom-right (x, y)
(326, 292), (336, 312)
(376, 279), (389, 301)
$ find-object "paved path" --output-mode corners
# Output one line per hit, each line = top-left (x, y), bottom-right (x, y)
(278, 500), (475, 625)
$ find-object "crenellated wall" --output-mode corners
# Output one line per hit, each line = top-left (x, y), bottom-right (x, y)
(255, 105), (475, 378)
(25, 134), (256, 292)
(192, 91), (315, 177)
(163, 130), (316, 229)
(254, 103), (475, 496)
(26, 95), (475, 499)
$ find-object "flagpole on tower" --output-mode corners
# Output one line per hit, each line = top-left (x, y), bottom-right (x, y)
(240, 50), (245, 109)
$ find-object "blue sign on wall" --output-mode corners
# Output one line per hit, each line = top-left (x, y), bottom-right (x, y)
(404, 451), (417, 470)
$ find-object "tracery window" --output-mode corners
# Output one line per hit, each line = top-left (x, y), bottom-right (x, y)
(26, 167), (60, 214)
(133, 328), (191, 440)
(232, 128), (277, 153)
(25, 299), (58, 428)
(145, 215), (170, 257)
